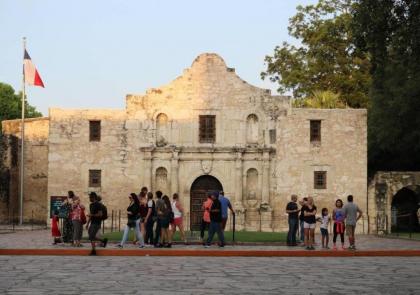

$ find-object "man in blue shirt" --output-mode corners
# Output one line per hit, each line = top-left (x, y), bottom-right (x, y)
(218, 191), (235, 230)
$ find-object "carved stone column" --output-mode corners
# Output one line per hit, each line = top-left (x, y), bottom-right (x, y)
(234, 149), (246, 230)
(143, 147), (153, 191)
(171, 148), (180, 196)
(260, 149), (272, 231)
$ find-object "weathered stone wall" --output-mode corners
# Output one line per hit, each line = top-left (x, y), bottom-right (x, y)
(1, 118), (49, 223)
(272, 108), (368, 232)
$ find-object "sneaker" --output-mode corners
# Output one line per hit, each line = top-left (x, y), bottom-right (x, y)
(325, 246), (330, 250)
(305, 246), (311, 250)
(219, 244), (225, 248)
(341, 245), (346, 250)
(116, 244), (123, 249)
(332, 244), (337, 250)
(89, 249), (97, 256)
(139, 245), (145, 249)
(102, 238), (108, 248)
(204, 244), (210, 248)
(310, 246), (315, 250)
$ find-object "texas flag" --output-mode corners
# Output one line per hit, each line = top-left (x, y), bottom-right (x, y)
(23, 49), (44, 87)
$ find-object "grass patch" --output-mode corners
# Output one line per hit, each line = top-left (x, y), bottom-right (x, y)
(98, 230), (287, 243)
(388, 232), (420, 240)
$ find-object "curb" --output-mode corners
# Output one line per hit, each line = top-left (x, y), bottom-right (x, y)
(1, 249), (420, 257)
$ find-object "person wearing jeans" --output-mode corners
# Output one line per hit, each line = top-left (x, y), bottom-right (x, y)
(286, 194), (299, 246)
(299, 197), (308, 243)
(204, 191), (225, 248)
(117, 193), (145, 248)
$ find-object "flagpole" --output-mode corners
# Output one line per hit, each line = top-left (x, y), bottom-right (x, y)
(19, 37), (26, 225)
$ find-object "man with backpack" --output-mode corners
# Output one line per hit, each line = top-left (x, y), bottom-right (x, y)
(154, 191), (164, 247)
(86, 192), (108, 255)
(144, 190), (155, 245)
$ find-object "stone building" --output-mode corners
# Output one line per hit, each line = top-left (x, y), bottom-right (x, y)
(1, 53), (367, 231)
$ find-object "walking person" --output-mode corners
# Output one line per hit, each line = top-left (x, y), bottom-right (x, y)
(204, 191), (225, 248)
(298, 197), (308, 243)
(219, 191), (235, 231)
(60, 191), (75, 244)
(200, 194), (212, 241)
(318, 208), (330, 249)
(171, 193), (187, 244)
(302, 196), (317, 250)
(154, 191), (164, 247)
(138, 192), (148, 241)
(71, 196), (85, 247)
(286, 194), (300, 246)
(86, 192), (108, 255)
(159, 195), (173, 248)
(144, 191), (155, 245)
(117, 193), (145, 248)
(343, 195), (363, 250)
(332, 199), (346, 250)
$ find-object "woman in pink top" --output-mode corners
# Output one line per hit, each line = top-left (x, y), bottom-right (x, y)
(200, 195), (213, 241)
(71, 196), (85, 247)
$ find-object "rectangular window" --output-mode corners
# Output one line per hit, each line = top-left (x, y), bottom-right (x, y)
(310, 120), (321, 142)
(199, 115), (216, 143)
(89, 170), (101, 187)
(314, 171), (327, 189)
(269, 129), (276, 144)
(89, 120), (101, 142)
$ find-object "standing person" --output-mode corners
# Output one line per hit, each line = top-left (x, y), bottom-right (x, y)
(298, 197), (308, 243)
(302, 196), (317, 250)
(138, 192), (148, 241)
(117, 193), (145, 248)
(343, 195), (363, 250)
(332, 199), (346, 250)
(204, 191), (225, 248)
(219, 191), (235, 231)
(286, 194), (300, 246)
(171, 193), (187, 244)
(86, 192), (108, 256)
(71, 196), (85, 247)
(144, 191), (155, 245)
(60, 191), (74, 244)
(159, 195), (173, 248)
(51, 210), (62, 245)
(154, 191), (164, 247)
(318, 208), (330, 249)
(200, 194), (213, 241)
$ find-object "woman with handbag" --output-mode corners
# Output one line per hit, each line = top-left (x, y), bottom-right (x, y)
(117, 193), (145, 248)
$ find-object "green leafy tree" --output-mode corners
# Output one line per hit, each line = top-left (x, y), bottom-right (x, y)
(353, 0), (420, 172)
(262, 0), (371, 108)
(0, 82), (42, 126)
(293, 90), (346, 108)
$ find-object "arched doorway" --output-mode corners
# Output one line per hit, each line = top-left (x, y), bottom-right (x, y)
(391, 186), (420, 232)
(190, 175), (223, 231)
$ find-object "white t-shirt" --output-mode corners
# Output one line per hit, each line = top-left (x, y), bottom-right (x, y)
(320, 215), (329, 229)
(171, 201), (182, 218)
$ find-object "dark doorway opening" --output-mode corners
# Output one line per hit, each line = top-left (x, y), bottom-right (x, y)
(190, 175), (223, 231)
(391, 187), (420, 232)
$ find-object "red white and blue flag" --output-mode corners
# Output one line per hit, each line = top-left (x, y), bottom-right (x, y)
(23, 49), (44, 87)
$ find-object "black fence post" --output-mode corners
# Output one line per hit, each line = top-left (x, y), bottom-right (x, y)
(102, 219), (105, 235)
(31, 210), (34, 231)
(232, 214), (236, 243)
(111, 210), (114, 233)
(118, 210), (121, 232)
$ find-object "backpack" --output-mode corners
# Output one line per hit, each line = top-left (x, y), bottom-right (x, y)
(101, 203), (108, 220)
(80, 207), (87, 225)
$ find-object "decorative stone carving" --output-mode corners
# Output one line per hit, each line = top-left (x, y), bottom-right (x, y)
(200, 160), (213, 175)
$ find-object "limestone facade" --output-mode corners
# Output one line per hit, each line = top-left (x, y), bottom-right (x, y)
(1, 53), (367, 231)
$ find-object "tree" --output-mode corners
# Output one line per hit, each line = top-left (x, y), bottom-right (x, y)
(0, 82), (42, 126)
(353, 0), (420, 172)
(261, 0), (371, 108)
(293, 90), (346, 108)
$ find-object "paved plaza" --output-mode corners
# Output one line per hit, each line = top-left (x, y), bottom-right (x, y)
(0, 256), (419, 294)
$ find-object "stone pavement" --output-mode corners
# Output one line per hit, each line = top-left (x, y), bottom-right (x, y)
(0, 256), (419, 294)
(1, 229), (420, 250)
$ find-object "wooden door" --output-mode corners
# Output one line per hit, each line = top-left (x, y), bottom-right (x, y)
(190, 175), (223, 231)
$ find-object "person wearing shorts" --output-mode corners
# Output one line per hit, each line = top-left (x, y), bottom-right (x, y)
(171, 193), (186, 244)
(343, 195), (363, 250)
(86, 192), (108, 255)
(302, 196), (317, 250)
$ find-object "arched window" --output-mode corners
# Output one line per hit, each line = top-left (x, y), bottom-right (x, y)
(246, 114), (259, 144)
(155, 167), (168, 194)
(156, 113), (169, 146)
(246, 168), (259, 200)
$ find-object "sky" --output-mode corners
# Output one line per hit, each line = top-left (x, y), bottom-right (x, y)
(0, 0), (317, 115)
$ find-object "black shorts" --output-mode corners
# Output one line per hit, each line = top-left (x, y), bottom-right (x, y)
(88, 223), (101, 240)
(320, 228), (328, 237)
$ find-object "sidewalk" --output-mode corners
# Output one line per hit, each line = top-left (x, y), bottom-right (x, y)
(1, 229), (419, 256)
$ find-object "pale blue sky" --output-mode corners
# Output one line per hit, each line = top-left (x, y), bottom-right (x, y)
(0, 0), (316, 115)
